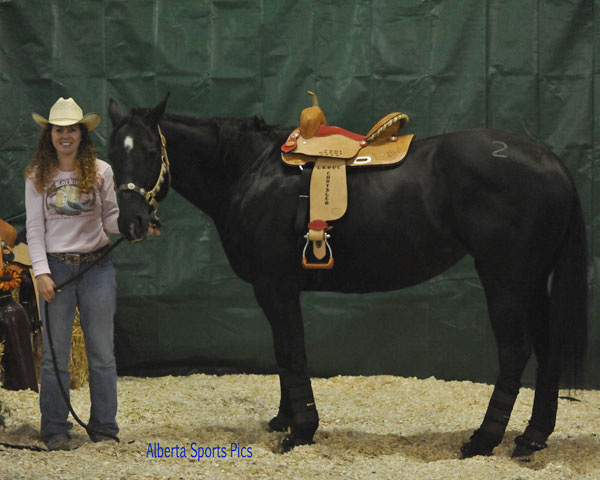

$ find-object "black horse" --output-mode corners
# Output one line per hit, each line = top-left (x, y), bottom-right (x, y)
(108, 96), (587, 458)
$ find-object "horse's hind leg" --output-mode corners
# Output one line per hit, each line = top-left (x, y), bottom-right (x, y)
(511, 369), (558, 457)
(253, 278), (319, 450)
(461, 269), (545, 458)
(512, 311), (559, 457)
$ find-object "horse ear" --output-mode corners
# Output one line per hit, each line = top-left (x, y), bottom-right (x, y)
(147, 93), (170, 126)
(108, 98), (123, 126)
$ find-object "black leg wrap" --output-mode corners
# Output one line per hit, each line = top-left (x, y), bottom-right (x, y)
(512, 426), (548, 458)
(268, 376), (293, 432)
(511, 378), (556, 458)
(461, 384), (519, 458)
(279, 370), (319, 451)
(528, 384), (558, 436)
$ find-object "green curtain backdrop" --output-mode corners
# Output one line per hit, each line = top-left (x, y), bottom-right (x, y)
(1, 0), (598, 387)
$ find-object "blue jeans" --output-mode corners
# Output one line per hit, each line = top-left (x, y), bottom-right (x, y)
(40, 255), (119, 443)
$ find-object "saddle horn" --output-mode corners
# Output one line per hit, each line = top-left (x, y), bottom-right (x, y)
(300, 91), (327, 139)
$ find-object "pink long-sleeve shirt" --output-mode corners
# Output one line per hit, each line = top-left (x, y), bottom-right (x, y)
(25, 159), (120, 277)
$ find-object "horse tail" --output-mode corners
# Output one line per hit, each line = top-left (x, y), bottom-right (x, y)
(549, 196), (588, 387)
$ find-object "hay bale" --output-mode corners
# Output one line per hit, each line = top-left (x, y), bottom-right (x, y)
(31, 337), (41, 386)
(0, 339), (4, 382)
(68, 309), (88, 389)
(29, 309), (89, 389)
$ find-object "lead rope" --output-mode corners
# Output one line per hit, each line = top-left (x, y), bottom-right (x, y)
(1, 237), (124, 452)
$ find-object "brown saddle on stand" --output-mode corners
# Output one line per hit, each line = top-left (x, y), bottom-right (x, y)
(281, 92), (415, 269)
(0, 219), (39, 391)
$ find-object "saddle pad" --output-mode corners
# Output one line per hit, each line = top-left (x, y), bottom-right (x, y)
(282, 134), (414, 167)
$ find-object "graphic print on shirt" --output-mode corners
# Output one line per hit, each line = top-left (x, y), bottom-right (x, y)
(45, 178), (96, 216)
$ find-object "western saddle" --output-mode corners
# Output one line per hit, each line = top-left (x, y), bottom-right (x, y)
(0, 219), (40, 392)
(281, 92), (414, 269)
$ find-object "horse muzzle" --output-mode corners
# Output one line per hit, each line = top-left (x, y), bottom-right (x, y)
(118, 214), (148, 243)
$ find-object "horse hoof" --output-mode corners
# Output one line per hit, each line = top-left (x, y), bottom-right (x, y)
(511, 444), (534, 459)
(281, 434), (296, 453)
(280, 433), (313, 453)
(460, 441), (493, 459)
(268, 414), (292, 432)
(511, 435), (547, 458)
(461, 429), (500, 458)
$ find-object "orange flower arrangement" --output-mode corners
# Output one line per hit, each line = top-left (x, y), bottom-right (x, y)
(0, 267), (21, 292)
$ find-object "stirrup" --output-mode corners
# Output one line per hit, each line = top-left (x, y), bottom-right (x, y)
(302, 220), (334, 270)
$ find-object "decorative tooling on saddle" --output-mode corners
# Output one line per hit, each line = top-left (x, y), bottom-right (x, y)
(281, 92), (414, 270)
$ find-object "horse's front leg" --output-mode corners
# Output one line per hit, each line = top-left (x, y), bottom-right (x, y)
(268, 374), (293, 433)
(253, 278), (319, 450)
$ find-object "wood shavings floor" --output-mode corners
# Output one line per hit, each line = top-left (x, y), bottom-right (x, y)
(1, 374), (598, 479)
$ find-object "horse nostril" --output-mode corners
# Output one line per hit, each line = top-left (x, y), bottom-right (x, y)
(129, 215), (149, 242)
(129, 215), (140, 235)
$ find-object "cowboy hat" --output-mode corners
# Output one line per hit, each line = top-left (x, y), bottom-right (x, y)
(32, 97), (101, 131)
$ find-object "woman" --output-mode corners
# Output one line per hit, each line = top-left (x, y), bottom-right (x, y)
(25, 97), (120, 451)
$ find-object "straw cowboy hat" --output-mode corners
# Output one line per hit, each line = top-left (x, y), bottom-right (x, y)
(32, 97), (101, 131)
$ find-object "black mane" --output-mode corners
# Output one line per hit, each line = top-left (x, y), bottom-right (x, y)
(161, 113), (290, 171)
(166, 112), (289, 140)
(117, 107), (290, 149)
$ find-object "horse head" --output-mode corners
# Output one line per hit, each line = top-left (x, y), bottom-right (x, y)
(108, 95), (171, 242)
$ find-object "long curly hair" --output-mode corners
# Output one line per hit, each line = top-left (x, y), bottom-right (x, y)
(25, 124), (98, 194)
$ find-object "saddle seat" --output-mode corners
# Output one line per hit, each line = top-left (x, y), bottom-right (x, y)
(282, 92), (412, 167)
(280, 92), (414, 269)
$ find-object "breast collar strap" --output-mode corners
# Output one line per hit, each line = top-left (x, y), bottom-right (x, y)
(116, 125), (172, 212)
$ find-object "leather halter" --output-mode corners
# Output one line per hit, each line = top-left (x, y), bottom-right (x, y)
(116, 125), (171, 212)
